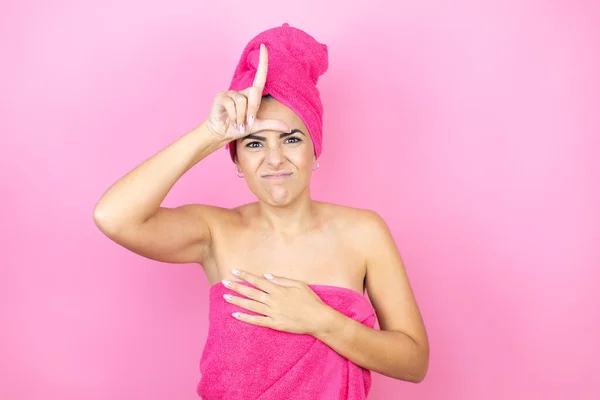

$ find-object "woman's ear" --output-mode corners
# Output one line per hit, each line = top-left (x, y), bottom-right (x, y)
(235, 160), (244, 178)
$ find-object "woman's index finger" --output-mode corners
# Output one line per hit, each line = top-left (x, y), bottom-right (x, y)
(252, 44), (268, 90)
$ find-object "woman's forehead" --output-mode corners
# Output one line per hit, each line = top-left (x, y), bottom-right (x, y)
(257, 98), (305, 126)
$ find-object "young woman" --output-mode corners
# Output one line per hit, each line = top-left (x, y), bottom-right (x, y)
(93, 24), (429, 399)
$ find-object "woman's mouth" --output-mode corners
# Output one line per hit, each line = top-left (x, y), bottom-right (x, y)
(261, 172), (293, 181)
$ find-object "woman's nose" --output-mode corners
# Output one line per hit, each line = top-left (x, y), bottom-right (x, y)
(266, 145), (284, 167)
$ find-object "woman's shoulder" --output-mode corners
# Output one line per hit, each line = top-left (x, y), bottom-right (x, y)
(316, 201), (389, 232)
(318, 203), (395, 261)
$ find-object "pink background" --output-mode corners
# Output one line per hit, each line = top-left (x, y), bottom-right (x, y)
(2, 0), (599, 399)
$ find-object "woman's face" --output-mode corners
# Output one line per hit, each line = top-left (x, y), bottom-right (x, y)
(235, 97), (316, 206)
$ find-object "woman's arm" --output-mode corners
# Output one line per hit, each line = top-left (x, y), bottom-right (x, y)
(93, 122), (228, 264)
(93, 46), (288, 265)
(313, 211), (429, 383)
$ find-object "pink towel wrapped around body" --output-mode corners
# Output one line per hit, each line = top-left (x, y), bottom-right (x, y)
(196, 281), (376, 399)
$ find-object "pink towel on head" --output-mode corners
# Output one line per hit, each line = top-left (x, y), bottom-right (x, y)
(196, 282), (376, 400)
(225, 23), (329, 162)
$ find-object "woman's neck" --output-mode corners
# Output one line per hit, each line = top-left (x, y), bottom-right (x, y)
(255, 191), (320, 235)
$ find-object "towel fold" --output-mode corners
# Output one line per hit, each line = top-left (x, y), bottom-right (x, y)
(196, 282), (376, 400)
(225, 23), (328, 162)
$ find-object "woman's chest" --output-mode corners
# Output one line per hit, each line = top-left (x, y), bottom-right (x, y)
(210, 231), (366, 292)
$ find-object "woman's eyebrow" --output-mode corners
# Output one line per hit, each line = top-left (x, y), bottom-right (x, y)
(242, 134), (265, 142)
(242, 129), (305, 142)
(280, 129), (305, 138)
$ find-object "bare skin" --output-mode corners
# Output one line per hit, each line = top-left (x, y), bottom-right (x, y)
(93, 44), (429, 383)
(205, 200), (370, 293)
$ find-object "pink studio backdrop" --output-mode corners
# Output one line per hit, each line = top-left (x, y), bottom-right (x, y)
(1, 1), (599, 399)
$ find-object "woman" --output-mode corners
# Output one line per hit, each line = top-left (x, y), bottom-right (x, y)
(93, 24), (429, 399)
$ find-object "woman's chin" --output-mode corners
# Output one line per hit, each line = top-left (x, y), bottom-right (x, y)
(269, 188), (290, 205)
(260, 183), (285, 203)
(251, 180), (308, 206)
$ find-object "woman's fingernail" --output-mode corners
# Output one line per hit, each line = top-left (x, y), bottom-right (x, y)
(247, 115), (254, 128)
(222, 280), (232, 288)
(264, 273), (274, 280)
(231, 269), (241, 276)
(240, 124), (246, 134)
(232, 312), (241, 319)
(223, 294), (233, 301)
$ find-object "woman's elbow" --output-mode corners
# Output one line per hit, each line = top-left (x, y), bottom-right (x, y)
(398, 342), (429, 383)
(413, 344), (430, 383)
(401, 363), (429, 383)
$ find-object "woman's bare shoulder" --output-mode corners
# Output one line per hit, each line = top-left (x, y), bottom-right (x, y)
(316, 201), (386, 227)
(315, 202), (390, 245)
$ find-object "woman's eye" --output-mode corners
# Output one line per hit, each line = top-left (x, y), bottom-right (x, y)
(246, 141), (262, 148)
(285, 137), (301, 144)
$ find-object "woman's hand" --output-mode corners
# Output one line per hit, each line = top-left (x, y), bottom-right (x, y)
(221, 269), (333, 336)
(205, 44), (290, 141)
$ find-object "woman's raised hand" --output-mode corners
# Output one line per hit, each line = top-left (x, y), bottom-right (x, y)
(205, 44), (290, 141)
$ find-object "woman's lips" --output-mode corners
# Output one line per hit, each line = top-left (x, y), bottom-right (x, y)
(261, 172), (293, 181)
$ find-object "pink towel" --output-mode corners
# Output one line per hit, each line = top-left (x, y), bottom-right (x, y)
(196, 281), (376, 400)
(225, 23), (329, 162)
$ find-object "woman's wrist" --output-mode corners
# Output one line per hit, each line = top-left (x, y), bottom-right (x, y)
(185, 121), (234, 165)
(311, 304), (346, 341)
